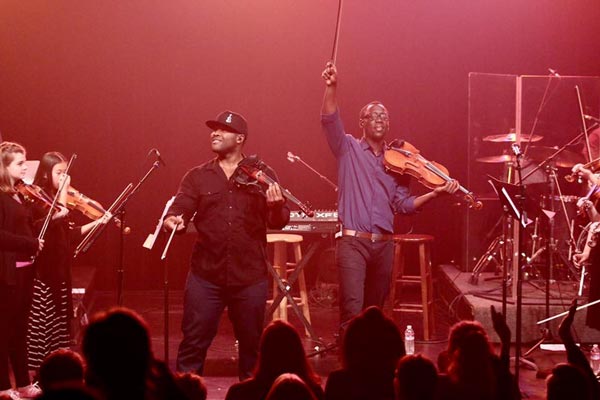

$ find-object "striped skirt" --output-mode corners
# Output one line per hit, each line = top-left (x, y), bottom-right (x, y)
(27, 279), (71, 370)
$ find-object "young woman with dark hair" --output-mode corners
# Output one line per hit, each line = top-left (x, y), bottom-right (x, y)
(27, 151), (100, 371)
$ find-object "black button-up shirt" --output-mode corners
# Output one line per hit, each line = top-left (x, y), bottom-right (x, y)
(167, 158), (290, 287)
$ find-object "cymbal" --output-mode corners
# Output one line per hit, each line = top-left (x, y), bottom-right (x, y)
(525, 146), (585, 168)
(475, 155), (514, 163)
(482, 133), (543, 143)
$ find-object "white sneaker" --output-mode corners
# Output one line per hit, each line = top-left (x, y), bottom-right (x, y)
(0, 389), (21, 400)
(17, 383), (41, 399)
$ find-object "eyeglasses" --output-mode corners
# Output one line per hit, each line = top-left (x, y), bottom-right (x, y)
(363, 112), (389, 121)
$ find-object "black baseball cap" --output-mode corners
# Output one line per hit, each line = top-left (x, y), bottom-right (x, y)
(205, 110), (248, 136)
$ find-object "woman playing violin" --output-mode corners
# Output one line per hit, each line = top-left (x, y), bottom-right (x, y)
(0, 142), (44, 399)
(26, 151), (101, 371)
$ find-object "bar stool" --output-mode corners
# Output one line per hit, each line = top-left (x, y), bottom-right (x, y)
(389, 234), (435, 340)
(266, 233), (312, 336)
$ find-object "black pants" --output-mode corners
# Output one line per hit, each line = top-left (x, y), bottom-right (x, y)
(0, 266), (35, 390)
(176, 273), (268, 381)
(336, 236), (394, 330)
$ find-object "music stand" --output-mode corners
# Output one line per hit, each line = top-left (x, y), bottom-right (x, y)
(488, 175), (533, 383)
(143, 196), (176, 363)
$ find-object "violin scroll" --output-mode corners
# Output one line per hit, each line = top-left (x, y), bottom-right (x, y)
(464, 194), (483, 210)
(15, 182), (62, 212)
(235, 156), (315, 218)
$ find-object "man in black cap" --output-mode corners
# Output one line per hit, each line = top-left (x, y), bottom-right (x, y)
(163, 110), (289, 380)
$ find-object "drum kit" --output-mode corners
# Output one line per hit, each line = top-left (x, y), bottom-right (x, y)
(470, 130), (591, 288)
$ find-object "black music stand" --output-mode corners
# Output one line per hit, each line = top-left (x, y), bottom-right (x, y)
(489, 175), (529, 384)
(75, 159), (162, 306)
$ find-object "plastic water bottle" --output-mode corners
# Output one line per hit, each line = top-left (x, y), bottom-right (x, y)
(590, 344), (600, 374)
(404, 325), (415, 355)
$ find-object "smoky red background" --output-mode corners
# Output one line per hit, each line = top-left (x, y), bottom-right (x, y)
(1, 0), (600, 289)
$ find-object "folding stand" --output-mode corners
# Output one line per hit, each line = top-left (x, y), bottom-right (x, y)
(266, 243), (322, 345)
(489, 173), (531, 384)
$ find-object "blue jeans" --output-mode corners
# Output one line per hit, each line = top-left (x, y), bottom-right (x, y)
(336, 236), (394, 330)
(176, 273), (267, 380)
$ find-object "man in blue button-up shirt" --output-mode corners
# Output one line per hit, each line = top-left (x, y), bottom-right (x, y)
(320, 62), (459, 331)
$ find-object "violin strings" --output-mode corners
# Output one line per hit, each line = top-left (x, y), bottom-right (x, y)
(419, 155), (469, 195)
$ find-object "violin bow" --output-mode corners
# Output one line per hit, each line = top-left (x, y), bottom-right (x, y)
(35, 153), (77, 258)
(575, 85), (593, 162)
(330, 0), (344, 64)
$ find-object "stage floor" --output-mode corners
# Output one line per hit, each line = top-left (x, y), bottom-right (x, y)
(437, 264), (600, 343)
(84, 265), (600, 400)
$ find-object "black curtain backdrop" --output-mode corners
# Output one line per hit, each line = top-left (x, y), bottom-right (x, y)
(1, 0), (599, 290)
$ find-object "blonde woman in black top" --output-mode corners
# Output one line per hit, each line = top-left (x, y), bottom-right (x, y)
(0, 142), (44, 399)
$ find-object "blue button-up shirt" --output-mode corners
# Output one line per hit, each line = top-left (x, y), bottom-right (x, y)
(321, 109), (417, 234)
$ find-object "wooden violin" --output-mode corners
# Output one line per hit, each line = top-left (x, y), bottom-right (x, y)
(15, 181), (62, 212)
(234, 156), (315, 217)
(66, 187), (131, 234)
(383, 141), (483, 210)
(565, 157), (600, 183)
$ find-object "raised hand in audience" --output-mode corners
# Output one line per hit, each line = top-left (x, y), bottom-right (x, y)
(557, 299), (599, 399)
(490, 305), (510, 367)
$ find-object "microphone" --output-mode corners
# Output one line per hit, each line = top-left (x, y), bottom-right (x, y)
(511, 143), (522, 157)
(153, 149), (166, 166)
(548, 68), (560, 77)
(287, 151), (299, 163)
(584, 114), (600, 123)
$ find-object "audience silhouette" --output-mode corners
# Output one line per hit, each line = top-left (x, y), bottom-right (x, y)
(437, 311), (519, 400)
(28, 299), (596, 399)
(324, 306), (404, 400)
(264, 373), (317, 400)
(82, 308), (152, 400)
(173, 372), (207, 400)
(550, 299), (599, 400)
(82, 308), (187, 400)
(38, 349), (85, 392)
(226, 320), (323, 400)
(394, 354), (437, 400)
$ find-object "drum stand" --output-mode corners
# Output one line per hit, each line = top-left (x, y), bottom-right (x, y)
(470, 160), (517, 286)
(469, 214), (512, 286)
(522, 165), (579, 357)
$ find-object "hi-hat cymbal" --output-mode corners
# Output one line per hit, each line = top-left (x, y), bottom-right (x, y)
(525, 146), (584, 168)
(475, 155), (514, 163)
(482, 133), (543, 143)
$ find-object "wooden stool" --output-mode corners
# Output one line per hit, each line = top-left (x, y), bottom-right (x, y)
(266, 233), (311, 336)
(389, 234), (435, 340)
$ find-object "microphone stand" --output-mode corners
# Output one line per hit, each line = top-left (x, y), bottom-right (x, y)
(287, 152), (338, 192)
(74, 159), (162, 306)
(115, 160), (162, 305)
(490, 144), (532, 387)
(513, 145), (528, 386)
(522, 71), (561, 159)
(520, 123), (598, 184)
